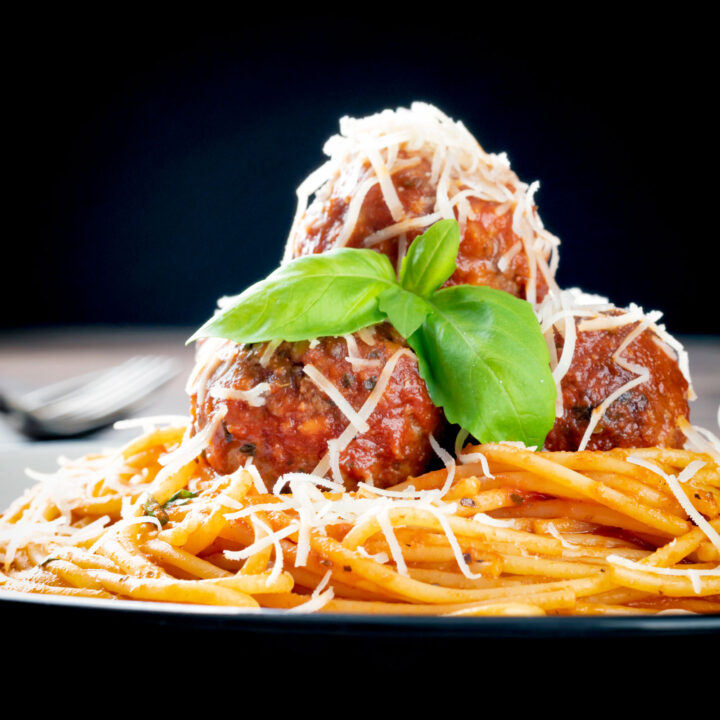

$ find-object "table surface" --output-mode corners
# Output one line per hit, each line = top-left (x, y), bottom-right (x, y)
(0, 327), (718, 448)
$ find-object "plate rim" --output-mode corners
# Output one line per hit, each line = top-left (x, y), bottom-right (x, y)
(2, 589), (719, 638)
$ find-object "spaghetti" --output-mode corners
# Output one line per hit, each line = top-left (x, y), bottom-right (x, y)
(2, 418), (719, 616)
(2, 102), (717, 617)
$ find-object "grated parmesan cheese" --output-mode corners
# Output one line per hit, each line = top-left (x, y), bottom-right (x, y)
(343, 333), (381, 371)
(607, 554), (720, 595)
(356, 326), (377, 346)
(283, 102), (560, 300)
(303, 364), (369, 434)
(535, 287), (695, 437)
(429, 434), (456, 496)
(627, 455), (720, 555)
(312, 348), (413, 478)
(259, 339), (282, 368)
(211, 383), (271, 407)
(679, 418), (720, 465)
(114, 415), (190, 431)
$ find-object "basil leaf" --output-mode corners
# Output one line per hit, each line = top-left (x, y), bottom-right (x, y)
(189, 218), (556, 449)
(407, 285), (556, 447)
(399, 219), (460, 298)
(378, 286), (431, 338)
(189, 249), (397, 344)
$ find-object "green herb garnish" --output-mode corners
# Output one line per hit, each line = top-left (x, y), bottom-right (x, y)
(189, 220), (556, 447)
(164, 489), (198, 505)
(143, 490), (198, 525)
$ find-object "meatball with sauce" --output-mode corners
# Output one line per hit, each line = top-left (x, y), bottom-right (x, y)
(289, 152), (554, 303)
(544, 312), (691, 451)
(189, 325), (444, 489)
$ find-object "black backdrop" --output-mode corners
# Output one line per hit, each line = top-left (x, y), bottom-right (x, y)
(5, 17), (717, 335)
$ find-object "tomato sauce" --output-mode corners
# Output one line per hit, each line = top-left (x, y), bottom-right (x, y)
(545, 318), (690, 451)
(191, 325), (444, 489)
(292, 154), (549, 302)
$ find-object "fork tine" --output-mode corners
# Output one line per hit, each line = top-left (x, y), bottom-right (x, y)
(43, 360), (175, 422)
(64, 358), (179, 419)
(24, 359), (179, 437)
(30, 360), (144, 421)
(33, 357), (178, 422)
(20, 366), (112, 409)
(40, 389), (170, 434)
(50, 358), (164, 413)
(25, 357), (152, 415)
(66, 360), (179, 424)
(4, 355), (179, 439)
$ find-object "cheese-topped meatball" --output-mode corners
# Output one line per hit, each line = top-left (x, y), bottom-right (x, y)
(544, 313), (691, 451)
(189, 325), (444, 489)
(286, 104), (558, 304)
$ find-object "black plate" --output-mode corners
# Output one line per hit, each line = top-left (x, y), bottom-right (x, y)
(3, 590), (719, 637)
(3, 442), (719, 679)
(4, 591), (718, 691)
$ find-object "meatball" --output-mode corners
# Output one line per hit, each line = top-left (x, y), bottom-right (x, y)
(544, 314), (690, 451)
(189, 325), (444, 489)
(289, 151), (554, 303)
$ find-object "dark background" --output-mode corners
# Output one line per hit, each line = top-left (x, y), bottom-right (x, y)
(4, 17), (717, 335)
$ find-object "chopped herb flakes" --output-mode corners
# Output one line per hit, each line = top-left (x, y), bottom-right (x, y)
(143, 489), (198, 526)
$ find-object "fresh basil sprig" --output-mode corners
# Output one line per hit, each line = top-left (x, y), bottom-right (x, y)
(190, 219), (556, 447)
(189, 249), (397, 343)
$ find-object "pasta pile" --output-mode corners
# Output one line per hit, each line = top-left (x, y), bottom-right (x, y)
(1, 421), (719, 616)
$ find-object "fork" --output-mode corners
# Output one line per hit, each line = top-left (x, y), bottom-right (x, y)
(0, 356), (179, 439)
